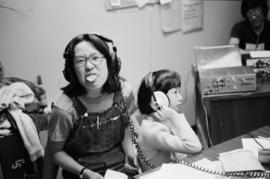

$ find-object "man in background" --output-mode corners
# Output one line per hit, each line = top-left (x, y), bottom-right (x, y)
(229, 0), (270, 53)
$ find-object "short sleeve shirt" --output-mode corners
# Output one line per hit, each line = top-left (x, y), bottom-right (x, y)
(48, 80), (136, 142)
(230, 20), (270, 50)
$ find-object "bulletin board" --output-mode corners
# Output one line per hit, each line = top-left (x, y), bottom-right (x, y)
(103, 0), (203, 34)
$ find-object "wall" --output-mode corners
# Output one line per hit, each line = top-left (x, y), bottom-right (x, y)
(0, 0), (243, 178)
(0, 0), (243, 126)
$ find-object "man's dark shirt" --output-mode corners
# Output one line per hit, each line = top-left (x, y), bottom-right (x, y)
(230, 20), (270, 50)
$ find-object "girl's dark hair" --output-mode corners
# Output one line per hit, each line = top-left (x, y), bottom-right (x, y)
(137, 69), (181, 115)
(61, 33), (120, 98)
(241, 0), (268, 19)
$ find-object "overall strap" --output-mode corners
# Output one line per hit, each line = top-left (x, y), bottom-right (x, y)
(113, 90), (127, 116)
(72, 97), (87, 117)
(113, 90), (122, 106)
(69, 97), (87, 132)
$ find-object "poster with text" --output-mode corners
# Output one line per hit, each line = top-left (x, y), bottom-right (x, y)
(181, 0), (203, 33)
(160, 0), (182, 33)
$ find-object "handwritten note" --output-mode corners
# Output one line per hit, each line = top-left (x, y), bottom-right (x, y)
(181, 0), (203, 33)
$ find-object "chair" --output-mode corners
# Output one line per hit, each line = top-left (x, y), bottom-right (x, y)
(0, 109), (43, 179)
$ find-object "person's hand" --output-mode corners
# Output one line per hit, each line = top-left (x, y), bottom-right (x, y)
(152, 106), (178, 122)
(152, 106), (179, 131)
(0, 129), (11, 136)
(124, 155), (139, 175)
(0, 120), (12, 136)
(0, 120), (11, 129)
(125, 154), (139, 169)
(82, 169), (104, 179)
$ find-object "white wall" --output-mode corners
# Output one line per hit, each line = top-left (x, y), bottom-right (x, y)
(0, 1), (243, 178)
(0, 1), (242, 125)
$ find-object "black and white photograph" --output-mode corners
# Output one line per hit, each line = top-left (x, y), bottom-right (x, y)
(1, 0), (270, 179)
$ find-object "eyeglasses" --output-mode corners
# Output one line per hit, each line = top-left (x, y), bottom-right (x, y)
(246, 8), (263, 19)
(74, 54), (104, 67)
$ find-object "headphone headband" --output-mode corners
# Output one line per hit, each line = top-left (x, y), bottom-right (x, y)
(63, 33), (121, 82)
(145, 71), (170, 111)
(94, 34), (113, 43)
(145, 72), (154, 90)
(93, 34), (118, 53)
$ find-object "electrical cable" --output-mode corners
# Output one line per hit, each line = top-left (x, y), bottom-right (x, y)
(214, 102), (224, 143)
(182, 70), (191, 104)
(201, 96), (213, 146)
(0, 0), (37, 12)
(249, 133), (265, 149)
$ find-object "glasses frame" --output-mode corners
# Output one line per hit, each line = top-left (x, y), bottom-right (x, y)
(74, 54), (105, 67)
(246, 7), (263, 19)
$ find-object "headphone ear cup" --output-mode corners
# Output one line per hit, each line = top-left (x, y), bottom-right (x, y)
(149, 91), (169, 111)
(63, 43), (73, 82)
(63, 62), (72, 82)
(112, 52), (121, 76)
(115, 55), (121, 75)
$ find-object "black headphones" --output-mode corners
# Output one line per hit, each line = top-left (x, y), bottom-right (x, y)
(62, 33), (121, 83)
(144, 72), (169, 111)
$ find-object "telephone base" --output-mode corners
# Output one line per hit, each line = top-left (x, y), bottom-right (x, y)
(258, 148), (270, 164)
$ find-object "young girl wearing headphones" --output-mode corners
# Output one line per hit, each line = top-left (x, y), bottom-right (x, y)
(136, 69), (202, 172)
(43, 33), (138, 179)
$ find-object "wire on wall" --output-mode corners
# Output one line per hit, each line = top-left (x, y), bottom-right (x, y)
(202, 98), (213, 146)
(182, 70), (192, 104)
(0, 0), (37, 13)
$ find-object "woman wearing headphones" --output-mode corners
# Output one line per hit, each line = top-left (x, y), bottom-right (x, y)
(43, 33), (138, 179)
(136, 69), (202, 172)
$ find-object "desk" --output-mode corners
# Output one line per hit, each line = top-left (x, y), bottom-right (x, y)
(135, 126), (270, 179)
(182, 125), (270, 169)
(194, 67), (270, 146)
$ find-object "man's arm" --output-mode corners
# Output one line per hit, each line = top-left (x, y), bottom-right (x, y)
(229, 37), (249, 54)
(229, 37), (240, 46)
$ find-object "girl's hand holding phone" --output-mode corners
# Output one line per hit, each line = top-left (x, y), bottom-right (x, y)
(152, 106), (178, 122)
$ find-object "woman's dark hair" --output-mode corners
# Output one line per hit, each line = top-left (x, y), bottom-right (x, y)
(61, 33), (120, 98)
(137, 69), (181, 115)
(241, 0), (268, 19)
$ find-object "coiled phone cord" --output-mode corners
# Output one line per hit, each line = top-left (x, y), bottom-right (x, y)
(119, 85), (270, 178)
(173, 158), (270, 178)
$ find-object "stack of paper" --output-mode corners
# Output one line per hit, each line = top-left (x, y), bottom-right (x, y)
(242, 137), (270, 158)
(219, 149), (265, 173)
(104, 169), (128, 179)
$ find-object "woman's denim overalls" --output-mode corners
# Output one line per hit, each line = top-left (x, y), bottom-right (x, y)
(62, 91), (128, 179)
